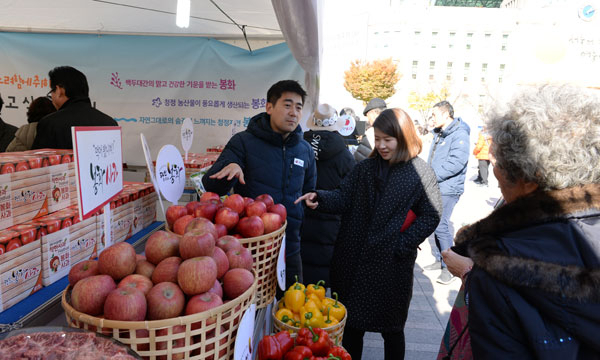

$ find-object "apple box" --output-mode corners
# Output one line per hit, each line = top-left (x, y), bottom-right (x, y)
(0, 227), (43, 313)
(68, 209), (98, 265)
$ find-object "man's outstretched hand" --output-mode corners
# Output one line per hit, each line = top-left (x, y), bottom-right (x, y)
(209, 163), (245, 184)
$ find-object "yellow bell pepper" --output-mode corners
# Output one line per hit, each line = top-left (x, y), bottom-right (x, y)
(323, 292), (346, 321)
(323, 307), (340, 328)
(300, 301), (324, 328)
(287, 275), (306, 291)
(306, 280), (326, 300)
(275, 308), (296, 327)
(278, 300), (286, 310)
(307, 293), (323, 310)
(284, 278), (306, 313)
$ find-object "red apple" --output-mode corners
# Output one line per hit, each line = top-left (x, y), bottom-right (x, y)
(173, 214), (195, 235)
(256, 194), (274, 208)
(214, 207), (239, 230)
(68, 260), (99, 286)
(118, 274), (153, 295)
(179, 230), (215, 259)
(211, 246), (229, 279)
(177, 257), (217, 295)
(185, 201), (202, 215)
(28, 157), (42, 169)
(17, 226), (37, 245)
(214, 223), (227, 238)
(194, 202), (218, 222)
(45, 219), (62, 234)
(0, 163), (15, 174)
(208, 279), (223, 298)
(135, 254), (146, 262)
(156, 325), (186, 360)
(152, 256), (182, 284)
(135, 260), (155, 279)
(71, 274), (116, 315)
(200, 192), (221, 203)
(104, 287), (147, 321)
(145, 230), (179, 265)
(165, 205), (187, 229)
(98, 242), (137, 281)
(236, 216), (264, 238)
(223, 194), (244, 214)
(48, 154), (62, 166)
(261, 212), (284, 234)
(226, 247), (253, 271)
(184, 217), (219, 241)
(268, 203), (287, 222)
(216, 235), (243, 253)
(245, 200), (267, 217)
(146, 282), (185, 320)
(243, 197), (254, 208)
(16, 161), (29, 172)
(222, 268), (254, 300)
(185, 292), (223, 327)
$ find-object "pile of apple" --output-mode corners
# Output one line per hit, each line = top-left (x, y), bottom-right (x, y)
(166, 192), (287, 239)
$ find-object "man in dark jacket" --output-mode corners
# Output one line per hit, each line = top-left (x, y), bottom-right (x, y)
(424, 100), (470, 284)
(353, 98), (386, 162)
(0, 95), (18, 152)
(202, 80), (317, 286)
(32, 66), (117, 150)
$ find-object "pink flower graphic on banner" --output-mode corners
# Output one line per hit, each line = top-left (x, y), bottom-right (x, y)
(110, 72), (123, 89)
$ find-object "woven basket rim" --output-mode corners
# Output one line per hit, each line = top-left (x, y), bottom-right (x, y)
(62, 269), (258, 330)
(165, 220), (287, 241)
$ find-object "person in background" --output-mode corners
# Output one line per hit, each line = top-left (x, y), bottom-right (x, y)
(296, 108), (441, 360)
(301, 103), (355, 286)
(203, 80), (316, 286)
(423, 100), (470, 285)
(6, 97), (56, 152)
(472, 127), (491, 186)
(32, 66), (117, 150)
(0, 94), (18, 152)
(443, 84), (600, 359)
(354, 97), (387, 162)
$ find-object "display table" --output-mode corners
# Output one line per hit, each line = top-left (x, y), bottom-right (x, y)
(0, 221), (165, 333)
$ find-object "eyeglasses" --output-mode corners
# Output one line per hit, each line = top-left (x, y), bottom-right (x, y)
(46, 89), (54, 99)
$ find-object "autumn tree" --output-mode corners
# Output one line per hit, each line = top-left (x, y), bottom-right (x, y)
(343, 58), (400, 104)
(408, 86), (451, 125)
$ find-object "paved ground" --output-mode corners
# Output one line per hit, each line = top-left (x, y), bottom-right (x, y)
(360, 157), (501, 360)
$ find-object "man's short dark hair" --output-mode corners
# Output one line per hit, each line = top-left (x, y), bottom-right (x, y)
(433, 100), (454, 119)
(267, 80), (306, 105)
(48, 66), (89, 99)
(0, 94), (3, 113)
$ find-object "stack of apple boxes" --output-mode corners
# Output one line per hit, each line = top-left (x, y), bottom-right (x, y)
(182, 150), (221, 190)
(0, 149), (157, 314)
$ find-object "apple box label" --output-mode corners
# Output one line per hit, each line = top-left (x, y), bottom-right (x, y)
(44, 228), (71, 281)
(338, 114), (356, 137)
(140, 133), (165, 219)
(277, 236), (286, 290)
(50, 164), (70, 211)
(0, 175), (13, 229)
(181, 118), (194, 160)
(155, 144), (185, 204)
(234, 304), (256, 360)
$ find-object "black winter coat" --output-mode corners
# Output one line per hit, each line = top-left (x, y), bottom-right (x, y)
(301, 130), (355, 285)
(202, 112), (317, 257)
(0, 118), (18, 152)
(457, 184), (600, 359)
(317, 156), (442, 332)
(32, 96), (117, 150)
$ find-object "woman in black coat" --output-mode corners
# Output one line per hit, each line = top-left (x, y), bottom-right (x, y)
(297, 108), (442, 360)
(301, 104), (355, 285)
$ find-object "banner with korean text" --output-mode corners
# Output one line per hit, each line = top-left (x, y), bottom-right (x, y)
(0, 32), (304, 164)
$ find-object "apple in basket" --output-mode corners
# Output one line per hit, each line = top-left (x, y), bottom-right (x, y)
(243, 196), (254, 207)
(118, 274), (153, 296)
(216, 235), (243, 253)
(185, 292), (223, 327)
(236, 215), (264, 238)
(98, 242), (137, 281)
(268, 203), (287, 222)
(245, 200), (267, 217)
(211, 247), (229, 279)
(156, 325), (187, 360)
(226, 248), (253, 271)
(177, 256), (217, 295)
(195, 202), (219, 222)
(68, 260), (99, 286)
(152, 256), (182, 284)
(224, 194), (245, 214)
(185, 201), (202, 215)
(256, 194), (274, 208)
(208, 279), (223, 298)
(223, 268), (254, 300)
(261, 212), (283, 234)
(179, 230), (215, 259)
(173, 214), (195, 235)
(135, 259), (155, 279)
(71, 274), (116, 316)
(165, 205), (188, 229)
(215, 223), (227, 238)
(146, 282), (185, 320)
(185, 217), (219, 241)
(200, 191), (221, 203)
(214, 207), (239, 231)
(145, 230), (180, 265)
(103, 287), (147, 321)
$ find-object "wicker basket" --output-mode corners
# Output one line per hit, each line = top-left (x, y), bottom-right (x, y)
(167, 221), (286, 309)
(271, 298), (347, 345)
(62, 270), (257, 360)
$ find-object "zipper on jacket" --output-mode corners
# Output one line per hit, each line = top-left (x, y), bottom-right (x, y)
(282, 145), (287, 193)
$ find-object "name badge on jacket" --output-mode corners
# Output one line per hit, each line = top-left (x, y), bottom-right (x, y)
(293, 158), (304, 167)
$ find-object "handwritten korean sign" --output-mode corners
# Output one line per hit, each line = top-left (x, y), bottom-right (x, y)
(72, 127), (123, 219)
(155, 144), (185, 204)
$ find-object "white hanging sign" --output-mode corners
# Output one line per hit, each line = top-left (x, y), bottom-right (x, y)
(181, 118), (194, 161)
(338, 114), (356, 137)
(234, 304), (256, 360)
(140, 133), (165, 219)
(155, 144), (185, 204)
(277, 236), (286, 290)
(72, 126), (123, 220)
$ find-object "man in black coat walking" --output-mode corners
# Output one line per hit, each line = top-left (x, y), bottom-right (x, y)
(32, 66), (117, 150)
(0, 95), (18, 152)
